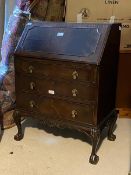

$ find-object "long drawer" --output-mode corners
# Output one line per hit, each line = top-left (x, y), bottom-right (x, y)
(16, 93), (97, 125)
(15, 58), (97, 83)
(16, 74), (97, 103)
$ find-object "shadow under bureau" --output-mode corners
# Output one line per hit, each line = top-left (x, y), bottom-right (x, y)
(13, 21), (121, 164)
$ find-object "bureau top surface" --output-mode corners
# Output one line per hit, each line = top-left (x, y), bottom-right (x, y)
(15, 21), (118, 64)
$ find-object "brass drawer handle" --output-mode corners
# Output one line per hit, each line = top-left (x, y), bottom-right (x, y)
(72, 110), (77, 118)
(72, 89), (78, 97)
(72, 71), (78, 80)
(29, 100), (35, 108)
(28, 66), (34, 74)
(30, 82), (35, 90)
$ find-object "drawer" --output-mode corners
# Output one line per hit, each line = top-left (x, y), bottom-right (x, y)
(16, 93), (97, 125)
(16, 75), (97, 103)
(15, 58), (97, 83)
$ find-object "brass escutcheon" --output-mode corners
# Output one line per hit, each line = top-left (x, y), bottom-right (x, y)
(72, 110), (77, 118)
(72, 89), (78, 97)
(72, 71), (78, 80)
(30, 82), (35, 90)
(28, 66), (33, 73)
(29, 101), (35, 108)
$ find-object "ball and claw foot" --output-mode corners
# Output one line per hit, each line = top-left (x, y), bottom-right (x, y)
(14, 133), (23, 141)
(89, 154), (99, 165)
(108, 133), (116, 141)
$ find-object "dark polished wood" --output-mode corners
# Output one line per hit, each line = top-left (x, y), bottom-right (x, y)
(107, 110), (118, 141)
(116, 53), (131, 108)
(13, 110), (23, 141)
(14, 21), (121, 164)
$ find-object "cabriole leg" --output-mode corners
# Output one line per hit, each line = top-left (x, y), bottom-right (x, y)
(13, 110), (23, 141)
(108, 110), (118, 141)
(89, 129), (100, 165)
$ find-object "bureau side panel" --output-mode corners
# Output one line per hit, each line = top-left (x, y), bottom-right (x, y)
(97, 24), (121, 124)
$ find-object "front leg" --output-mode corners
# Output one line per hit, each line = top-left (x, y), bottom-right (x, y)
(13, 110), (23, 141)
(108, 110), (118, 141)
(89, 128), (100, 164)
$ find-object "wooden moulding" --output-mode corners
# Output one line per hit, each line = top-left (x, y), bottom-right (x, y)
(119, 50), (131, 54)
(118, 108), (131, 118)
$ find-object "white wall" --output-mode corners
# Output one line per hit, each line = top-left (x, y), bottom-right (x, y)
(4, 0), (16, 29)
(0, 0), (5, 47)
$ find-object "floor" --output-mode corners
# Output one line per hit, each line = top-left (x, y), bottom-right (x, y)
(0, 118), (131, 175)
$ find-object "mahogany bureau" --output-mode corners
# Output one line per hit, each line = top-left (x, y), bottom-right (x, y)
(13, 21), (121, 164)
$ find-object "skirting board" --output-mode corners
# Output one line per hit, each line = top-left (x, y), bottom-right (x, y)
(118, 108), (131, 118)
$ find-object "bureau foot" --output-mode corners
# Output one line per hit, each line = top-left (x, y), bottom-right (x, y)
(89, 129), (100, 165)
(108, 110), (118, 141)
(14, 133), (23, 141)
(89, 154), (99, 165)
(108, 133), (116, 141)
(13, 110), (23, 141)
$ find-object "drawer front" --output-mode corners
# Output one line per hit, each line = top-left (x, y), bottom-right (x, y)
(16, 93), (97, 125)
(16, 75), (97, 103)
(15, 58), (97, 83)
